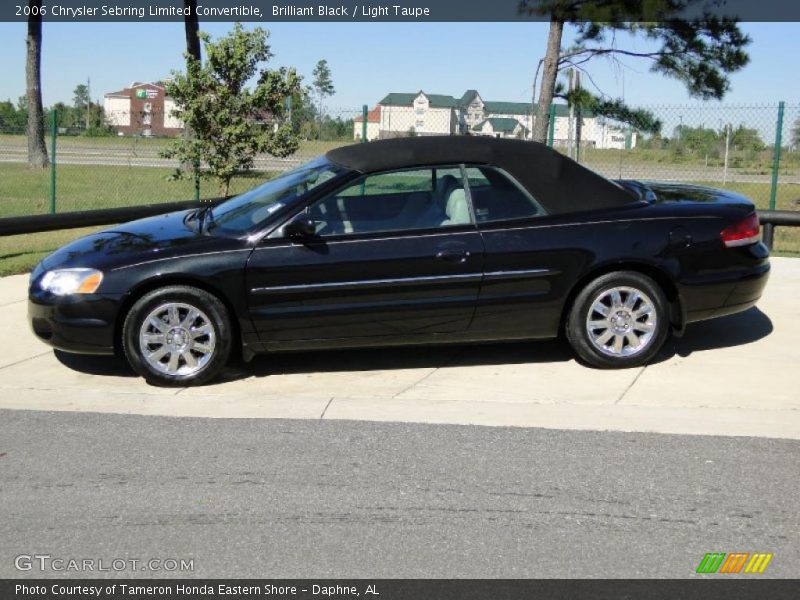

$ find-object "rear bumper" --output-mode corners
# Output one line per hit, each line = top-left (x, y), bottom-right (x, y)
(683, 250), (770, 323)
(28, 288), (123, 355)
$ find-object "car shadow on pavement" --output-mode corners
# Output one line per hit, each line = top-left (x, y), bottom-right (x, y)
(243, 337), (575, 379)
(52, 306), (772, 381)
(52, 337), (576, 381)
(239, 307), (773, 378)
(656, 306), (773, 361)
(54, 351), (136, 377)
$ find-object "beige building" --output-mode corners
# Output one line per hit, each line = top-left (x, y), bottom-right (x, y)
(472, 117), (528, 139)
(377, 92), (460, 137)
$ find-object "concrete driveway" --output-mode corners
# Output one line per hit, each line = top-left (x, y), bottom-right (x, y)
(1, 258), (798, 439)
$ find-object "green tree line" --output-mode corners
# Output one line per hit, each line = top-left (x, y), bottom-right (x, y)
(0, 83), (114, 137)
(639, 124), (767, 157)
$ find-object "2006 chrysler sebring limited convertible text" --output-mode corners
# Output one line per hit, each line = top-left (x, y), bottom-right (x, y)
(28, 137), (770, 386)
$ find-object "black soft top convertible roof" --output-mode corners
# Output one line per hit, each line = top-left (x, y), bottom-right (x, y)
(326, 136), (637, 215)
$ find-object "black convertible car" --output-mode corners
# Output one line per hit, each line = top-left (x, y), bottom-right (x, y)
(28, 136), (769, 385)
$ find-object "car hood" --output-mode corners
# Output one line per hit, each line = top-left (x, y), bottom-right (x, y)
(40, 209), (218, 271)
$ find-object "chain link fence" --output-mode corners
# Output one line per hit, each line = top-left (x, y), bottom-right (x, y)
(0, 106), (363, 217)
(1, 102), (798, 251)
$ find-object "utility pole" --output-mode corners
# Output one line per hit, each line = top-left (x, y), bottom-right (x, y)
(723, 123), (731, 185)
(574, 70), (582, 162)
(86, 76), (91, 131)
(567, 68), (575, 159)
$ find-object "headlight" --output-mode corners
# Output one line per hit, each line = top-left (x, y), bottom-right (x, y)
(40, 269), (103, 295)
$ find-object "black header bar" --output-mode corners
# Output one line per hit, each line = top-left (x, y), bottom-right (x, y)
(3, 0), (800, 22)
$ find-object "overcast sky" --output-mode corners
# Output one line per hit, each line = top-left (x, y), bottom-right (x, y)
(0, 21), (796, 117)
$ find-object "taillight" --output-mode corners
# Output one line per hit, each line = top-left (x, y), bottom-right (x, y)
(721, 213), (760, 248)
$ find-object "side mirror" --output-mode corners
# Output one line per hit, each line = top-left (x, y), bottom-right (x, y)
(283, 212), (316, 238)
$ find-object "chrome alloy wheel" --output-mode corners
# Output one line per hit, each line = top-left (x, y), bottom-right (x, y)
(138, 302), (216, 376)
(585, 286), (657, 358)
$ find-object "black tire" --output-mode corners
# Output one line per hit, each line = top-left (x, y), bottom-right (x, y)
(122, 285), (232, 386)
(565, 271), (670, 369)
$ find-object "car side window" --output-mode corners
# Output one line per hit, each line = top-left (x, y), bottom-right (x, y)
(309, 167), (472, 236)
(464, 166), (544, 223)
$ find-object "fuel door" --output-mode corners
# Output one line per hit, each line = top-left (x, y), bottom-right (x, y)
(669, 226), (693, 249)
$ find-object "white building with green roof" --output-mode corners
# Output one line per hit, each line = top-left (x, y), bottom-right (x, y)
(472, 117), (529, 138)
(377, 91), (460, 137)
(371, 89), (635, 149)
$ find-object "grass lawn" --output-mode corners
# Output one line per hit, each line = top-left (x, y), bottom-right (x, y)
(0, 163), (277, 217)
(1, 166), (798, 277)
(0, 133), (350, 154)
(686, 180), (800, 257)
(4, 159), (798, 218)
(687, 180), (800, 211)
(0, 162), (281, 275)
(579, 146), (800, 175)
(0, 226), (107, 277)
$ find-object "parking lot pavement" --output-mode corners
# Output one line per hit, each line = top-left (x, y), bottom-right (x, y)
(2, 258), (799, 439)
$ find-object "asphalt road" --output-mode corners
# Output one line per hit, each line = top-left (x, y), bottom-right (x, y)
(2, 143), (799, 184)
(0, 149), (307, 172)
(1, 410), (797, 578)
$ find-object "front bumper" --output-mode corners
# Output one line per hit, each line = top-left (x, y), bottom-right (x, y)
(28, 286), (124, 355)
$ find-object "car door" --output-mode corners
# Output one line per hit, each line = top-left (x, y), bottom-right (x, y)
(465, 165), (583, 339)
(245, 166), (485, 344)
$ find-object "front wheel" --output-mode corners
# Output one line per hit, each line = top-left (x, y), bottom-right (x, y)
(566, 271), (670, 369)
(122, 286), (232, 386)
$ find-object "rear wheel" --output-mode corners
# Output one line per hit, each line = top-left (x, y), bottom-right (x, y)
(122, 286), (232, 386)
(566, 271), (669, 369)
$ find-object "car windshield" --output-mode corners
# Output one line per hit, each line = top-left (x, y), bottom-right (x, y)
(206, 157), (346, 234)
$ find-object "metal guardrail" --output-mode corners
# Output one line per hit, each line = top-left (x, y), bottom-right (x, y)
(0, 197), (226, 236)
(760, 209), (800, 250)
